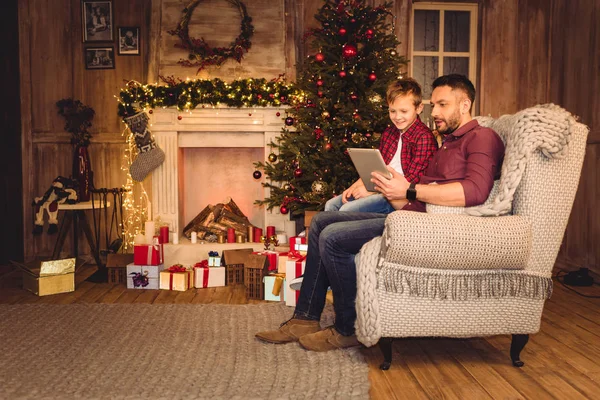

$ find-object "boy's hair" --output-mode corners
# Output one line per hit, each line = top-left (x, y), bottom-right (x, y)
(386, 78), (423, 107)
(431, 74), (476, 106)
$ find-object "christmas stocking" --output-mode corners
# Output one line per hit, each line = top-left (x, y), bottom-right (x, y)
(124, 111), (165, 182)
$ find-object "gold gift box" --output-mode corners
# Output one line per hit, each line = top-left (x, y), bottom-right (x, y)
(13, 258), (76, 296)
(159, 270), (193, 291)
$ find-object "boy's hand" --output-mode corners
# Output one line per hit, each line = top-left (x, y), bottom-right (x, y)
(371, 166), (410, 200)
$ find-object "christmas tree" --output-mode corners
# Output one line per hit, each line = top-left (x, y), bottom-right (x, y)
(255, 0), (407, 216)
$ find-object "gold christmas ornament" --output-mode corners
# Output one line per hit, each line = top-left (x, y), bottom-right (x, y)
(311, 180), (328, 194)
(322, 111), (330, 118)
(352, 133), (362, 143)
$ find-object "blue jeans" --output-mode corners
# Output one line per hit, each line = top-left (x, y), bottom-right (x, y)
(294, 211), (387, 336)
(324, 194), (395, 214)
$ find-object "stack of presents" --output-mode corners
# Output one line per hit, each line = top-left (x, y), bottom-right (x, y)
(122, 233), (308, 305)
(18, 212), (317, 302)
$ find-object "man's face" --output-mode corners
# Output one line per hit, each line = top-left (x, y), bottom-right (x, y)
(388, 95), (423, 132)
(430, 85), (464, 135)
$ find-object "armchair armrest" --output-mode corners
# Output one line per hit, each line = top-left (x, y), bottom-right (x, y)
(383, 212), (531, 270)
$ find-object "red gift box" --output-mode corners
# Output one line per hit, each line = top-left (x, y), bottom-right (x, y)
(133, 239), (164, 266)
(252, 251), (279, 272)
(289, 236), (307, 251)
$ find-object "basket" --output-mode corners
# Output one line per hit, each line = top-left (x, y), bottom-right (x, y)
(244, 254), (269, 300)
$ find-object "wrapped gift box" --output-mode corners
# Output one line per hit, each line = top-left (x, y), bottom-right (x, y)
(252, 250), (282, 272)
(194, 262), (226, 288)
(289, 236), (307, 252)
(208, 256), (222, 267)
(14, 258), (75, 296)
(133, 241), (164, 266)
(285, 255), (306, 307)
(159, 265), (193, 291)
(126, 263), (165, 289)
(264, 274), (286, 302)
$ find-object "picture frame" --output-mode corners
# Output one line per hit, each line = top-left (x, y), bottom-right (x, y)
(118, 27), (140, 55)
(82, 1), (113, 42)
(85, 47), (115, 69)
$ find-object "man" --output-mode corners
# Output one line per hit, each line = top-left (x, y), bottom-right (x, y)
(255, 74), (505, 351)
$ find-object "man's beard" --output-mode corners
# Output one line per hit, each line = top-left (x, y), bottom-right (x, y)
(437, 109), (461, 134)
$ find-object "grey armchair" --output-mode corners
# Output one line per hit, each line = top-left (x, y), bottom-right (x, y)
(355, 105), (588, 369)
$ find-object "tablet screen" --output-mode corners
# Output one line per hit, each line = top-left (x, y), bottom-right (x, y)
(347, 148), (392, 192)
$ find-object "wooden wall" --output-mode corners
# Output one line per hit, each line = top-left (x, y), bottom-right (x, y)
(478, 0), (600, 275)
(19, 0), (152, 260)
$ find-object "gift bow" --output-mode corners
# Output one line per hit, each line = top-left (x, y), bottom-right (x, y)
(167, 264), (187, 273)
(130, 271), (149, 288)
(194, 260), (209, 269)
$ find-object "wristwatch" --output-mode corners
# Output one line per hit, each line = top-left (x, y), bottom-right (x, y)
(406, 182), (417, 201)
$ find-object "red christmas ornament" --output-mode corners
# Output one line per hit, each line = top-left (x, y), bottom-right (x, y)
(350, 93), (358, 101)
(339, 70), (347, 78)
(276, 112), (281, 116)
(316, 79), (324, 86)
(269, 93), (275, 98)
(365, 29), (374, 39)
(368, 72), (377, 81)
(314, 128), (323, 139)
(351, 18), (356, 23)
(317, 91), (324, 98)
(294, 168), (303, 178)
(177, 115), (183, 120)
(148, 109), (153, 114)
(249, 113), (252, 116)
(342, 44), (358, 59)
(279, 205), (289, 215)
(257, 94), (262, 99)
(325, 143), (333, 151)
(285, 117), (294, 126)
(253, 170), (262, 179)
(338, 27), (347, 35)
(315, 52), (325, 62)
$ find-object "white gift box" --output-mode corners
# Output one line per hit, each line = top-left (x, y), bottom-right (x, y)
(194, 266), (226, 288)
(126, 263), (165, 289)
(285, 257), (306, 307)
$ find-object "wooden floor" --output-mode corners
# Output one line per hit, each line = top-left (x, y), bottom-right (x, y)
(1, 262), (599, 399)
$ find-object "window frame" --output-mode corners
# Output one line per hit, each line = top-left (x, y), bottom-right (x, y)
(409, 2), (479, 115)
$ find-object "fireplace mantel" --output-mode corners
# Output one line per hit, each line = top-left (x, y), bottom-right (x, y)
(149, 107), (293, 237)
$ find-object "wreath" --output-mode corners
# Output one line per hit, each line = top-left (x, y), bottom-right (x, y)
(168, 0), (254, 73)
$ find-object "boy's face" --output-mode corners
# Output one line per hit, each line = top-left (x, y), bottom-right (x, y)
(388, 95), (423, 132)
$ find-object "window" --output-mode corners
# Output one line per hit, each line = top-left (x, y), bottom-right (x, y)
(409, 3), (478, 124)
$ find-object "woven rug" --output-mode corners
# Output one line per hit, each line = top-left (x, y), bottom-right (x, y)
(0, 303), (369, 400)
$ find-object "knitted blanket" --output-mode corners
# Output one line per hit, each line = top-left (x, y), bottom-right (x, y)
(468, 104), (576, 216)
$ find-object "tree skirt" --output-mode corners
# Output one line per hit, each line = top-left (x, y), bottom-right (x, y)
(0, 303), (369, 399)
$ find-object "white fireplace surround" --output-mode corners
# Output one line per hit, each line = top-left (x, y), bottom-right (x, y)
(149, 107), (293, 237)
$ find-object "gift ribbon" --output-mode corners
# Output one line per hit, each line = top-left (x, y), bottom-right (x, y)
(294, 257), (305, 303)
(270, 273), (285, 296)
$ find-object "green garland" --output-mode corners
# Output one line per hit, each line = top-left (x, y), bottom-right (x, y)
(117, 77), (303, 118)
(168, 0), (254, 73)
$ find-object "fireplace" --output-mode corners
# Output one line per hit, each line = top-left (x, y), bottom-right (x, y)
(149, 107), (294, 238)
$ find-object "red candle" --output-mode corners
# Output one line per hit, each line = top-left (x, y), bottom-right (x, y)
(266, 225), (276, 239)
(159, 226), (169, 244)
(227, 228), (235, 243)
(253, 227), (263, 243)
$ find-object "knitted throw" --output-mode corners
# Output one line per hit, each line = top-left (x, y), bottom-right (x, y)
(467, 104), (575, 217)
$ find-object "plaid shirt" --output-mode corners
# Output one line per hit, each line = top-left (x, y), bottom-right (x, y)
(379, 117), (437, 184)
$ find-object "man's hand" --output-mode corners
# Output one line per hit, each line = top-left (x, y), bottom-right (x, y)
(371, 166), (410, 201)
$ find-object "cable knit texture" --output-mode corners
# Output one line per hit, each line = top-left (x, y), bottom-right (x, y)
(355, 105), (589, 347)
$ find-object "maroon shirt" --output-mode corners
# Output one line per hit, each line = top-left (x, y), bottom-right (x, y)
(379, 117), (438, 184)
(403, 119), (505, 212)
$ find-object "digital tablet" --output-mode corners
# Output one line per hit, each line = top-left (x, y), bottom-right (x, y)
(347, 148), (392, 192)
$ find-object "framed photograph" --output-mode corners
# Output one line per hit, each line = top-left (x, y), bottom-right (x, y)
(82, 1), (113, 42)
(85, 47), (115, 69)
(118, 27), (140, 55)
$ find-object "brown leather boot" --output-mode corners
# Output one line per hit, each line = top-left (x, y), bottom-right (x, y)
(299, 326), (361, 351)
(255, 318), (321, 344)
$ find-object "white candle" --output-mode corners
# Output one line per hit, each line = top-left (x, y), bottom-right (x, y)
(172, 232), (179, 245)
(147, 199), (152, 221)
(145, 221), (155, 245)
(191, 231), (197, 244)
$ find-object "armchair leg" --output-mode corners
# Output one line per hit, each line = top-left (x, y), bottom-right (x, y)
(510, 334), (529, 367)
(379, 337), (393, 370)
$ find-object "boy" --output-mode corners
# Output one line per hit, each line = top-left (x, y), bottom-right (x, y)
(324, 78), (437, 213)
